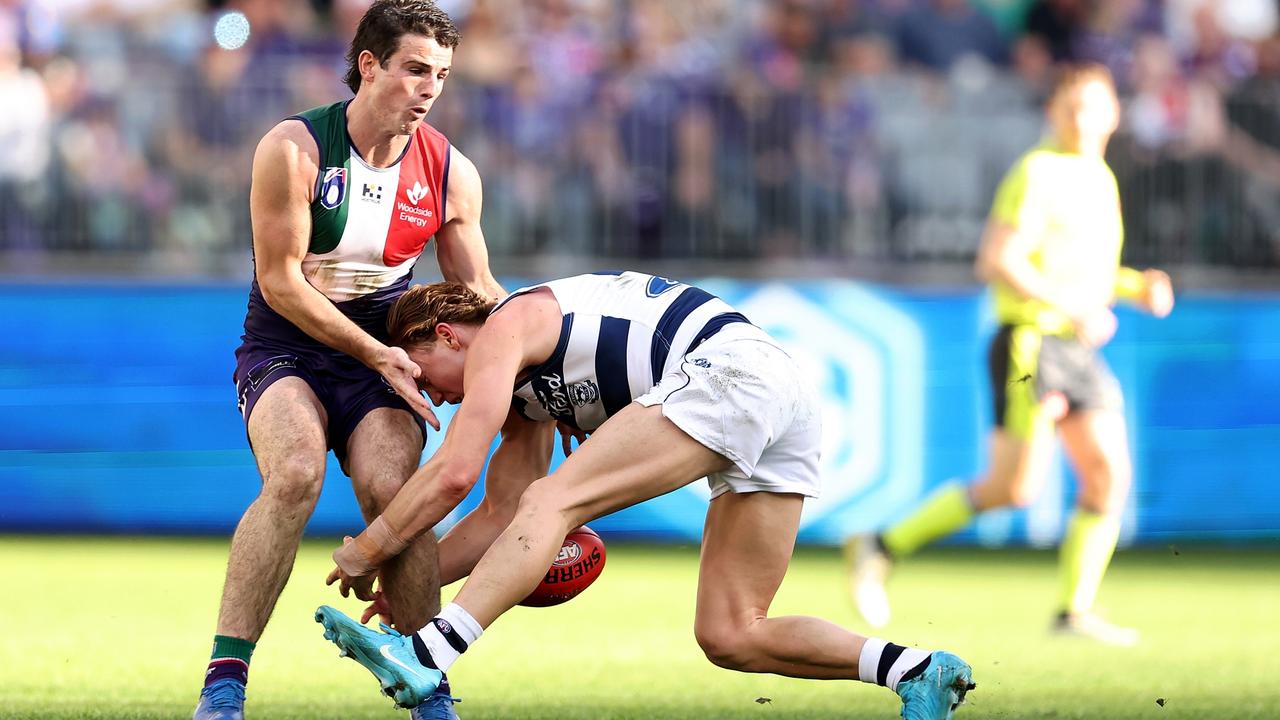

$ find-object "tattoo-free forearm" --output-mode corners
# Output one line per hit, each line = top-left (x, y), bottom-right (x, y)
(258, 269), (385, 367)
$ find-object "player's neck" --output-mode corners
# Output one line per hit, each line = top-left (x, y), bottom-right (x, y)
(346, 96), (412, 168)
(1054, 133), (1108, 158)
(1076, 134), (1108, 158)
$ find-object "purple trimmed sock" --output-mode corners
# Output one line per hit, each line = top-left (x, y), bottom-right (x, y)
(204, 658), (248, 687)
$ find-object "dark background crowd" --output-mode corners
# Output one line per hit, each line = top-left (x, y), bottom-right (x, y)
(4, 0), (1280, 277)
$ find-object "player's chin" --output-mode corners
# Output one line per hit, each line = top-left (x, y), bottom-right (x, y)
(397, 114), (425, 134)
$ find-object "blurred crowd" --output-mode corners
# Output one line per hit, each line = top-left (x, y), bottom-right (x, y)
(4, 0), (1280, 273)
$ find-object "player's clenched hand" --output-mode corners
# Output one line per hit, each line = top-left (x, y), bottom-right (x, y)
(375, 345), (440, 430)
(1140, 269), (1174, 318)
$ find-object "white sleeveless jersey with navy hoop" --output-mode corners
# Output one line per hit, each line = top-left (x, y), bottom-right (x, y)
(499, 272), (753, 431)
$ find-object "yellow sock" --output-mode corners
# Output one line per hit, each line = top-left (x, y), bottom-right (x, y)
(882, 482), (974, 557)
(1059, 510), (1121, 614)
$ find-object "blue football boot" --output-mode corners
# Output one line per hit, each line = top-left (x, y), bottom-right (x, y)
(896, 651), (975, 720)
(192, 678), (245, 720)
(410, 688), (461, 720)
(315, 605), (443, 708)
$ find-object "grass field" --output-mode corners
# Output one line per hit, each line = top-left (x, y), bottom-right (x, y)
(2, 536), (1277, 719)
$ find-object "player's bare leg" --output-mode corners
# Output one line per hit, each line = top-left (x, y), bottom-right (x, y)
(696, 490), (864, 678)
(195, 378), (328, 719)
(1054, 409), (1138, 646)
(217, 377), (329, 642)
(452, 403), (729, 627)
(348, 407), (458, 718)
(347, 408), (440, 632)
(692, 490), (973, 717)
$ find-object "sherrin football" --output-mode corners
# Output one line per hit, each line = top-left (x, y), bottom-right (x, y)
(518, 526), (606, 607)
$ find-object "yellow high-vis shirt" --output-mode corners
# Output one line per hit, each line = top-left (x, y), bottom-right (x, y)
(988, 144), (1125, 334)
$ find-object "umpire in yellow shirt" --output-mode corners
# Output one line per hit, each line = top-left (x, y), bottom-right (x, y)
(850, 64), (1175, 644)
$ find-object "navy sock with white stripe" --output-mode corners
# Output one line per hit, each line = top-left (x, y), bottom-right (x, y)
(858, 638), (932, 692)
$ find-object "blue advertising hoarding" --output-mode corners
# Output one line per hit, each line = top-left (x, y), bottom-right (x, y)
(1, 278), (1277, 544)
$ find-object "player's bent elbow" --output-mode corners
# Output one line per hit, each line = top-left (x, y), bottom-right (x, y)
(434, 468), (480, 506)
(256, 273), (301, 314)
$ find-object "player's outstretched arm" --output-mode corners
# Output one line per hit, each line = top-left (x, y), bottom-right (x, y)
(329, 296), (562, 594)
(436, 410), (555, 585)
(250, 121), (437, 425)
(435, 146), (506, 302)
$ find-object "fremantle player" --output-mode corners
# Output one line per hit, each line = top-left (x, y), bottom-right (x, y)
(316, 273), (976, 720)
(193, 3), (505, 719)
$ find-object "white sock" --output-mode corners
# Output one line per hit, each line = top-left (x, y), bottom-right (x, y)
(858, 637), (933, 692)
(413, 603), (484, 673)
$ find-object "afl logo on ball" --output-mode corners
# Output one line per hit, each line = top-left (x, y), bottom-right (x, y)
(552, 540), (582, 567)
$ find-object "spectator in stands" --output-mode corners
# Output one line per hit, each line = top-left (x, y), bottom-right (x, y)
(0, 13), (51, 253)
(1024, 0), (1087, 62)
(895, 0), (1007, 71)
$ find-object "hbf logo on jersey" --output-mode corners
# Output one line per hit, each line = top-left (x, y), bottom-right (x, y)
(319, 167), (347, 209)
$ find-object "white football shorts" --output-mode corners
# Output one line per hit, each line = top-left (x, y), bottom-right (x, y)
(635, 323), (822, 499)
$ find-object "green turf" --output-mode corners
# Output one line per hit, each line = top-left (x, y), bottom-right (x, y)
(1, 536), (1277, 719)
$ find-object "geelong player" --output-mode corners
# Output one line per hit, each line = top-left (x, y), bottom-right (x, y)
(316, 272), (976, 719)
(193, 3), (505, 719)
(848, 65), (1175, 643)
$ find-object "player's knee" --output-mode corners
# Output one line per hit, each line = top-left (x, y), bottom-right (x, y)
(515, 479), (575, 529)
(1079, 459), (1131, 513)
(972, 474), (1030, 510)
(261, 454), (326, 509)
(694, 623), (754, 671)
(362, 480), (399, 514)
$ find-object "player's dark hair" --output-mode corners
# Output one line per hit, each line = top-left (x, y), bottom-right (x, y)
(344, 0), (460, 93)
(388, 282), (496, 347)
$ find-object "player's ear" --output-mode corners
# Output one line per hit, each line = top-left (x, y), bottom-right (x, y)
(435, 323), (459, 349)
(359, 49), (379, 83)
